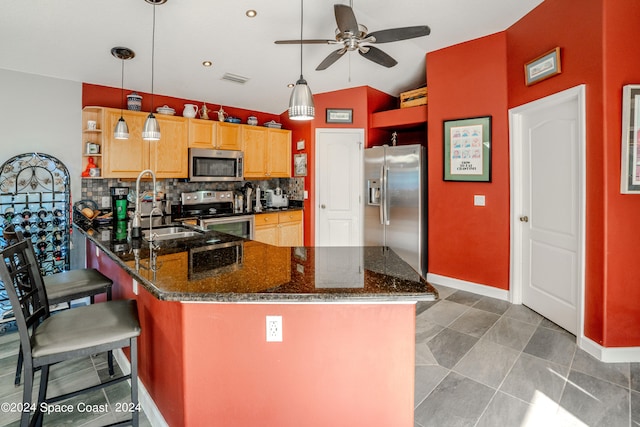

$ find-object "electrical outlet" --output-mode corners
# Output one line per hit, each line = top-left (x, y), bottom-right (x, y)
(102, 196), (111, 208)
(266, 315), (282, 342)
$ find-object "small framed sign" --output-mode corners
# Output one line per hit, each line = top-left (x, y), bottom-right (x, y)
(326, 108), (353, 124)
(525, 47), (562, 86)
(443, 116), (492, 182)
(294, 153), (307, 177)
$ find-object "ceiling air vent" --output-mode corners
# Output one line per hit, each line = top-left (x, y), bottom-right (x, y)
(221, 73), (250, 84)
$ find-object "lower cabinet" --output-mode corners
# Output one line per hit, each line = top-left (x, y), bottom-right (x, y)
(254, 210), (303, 247)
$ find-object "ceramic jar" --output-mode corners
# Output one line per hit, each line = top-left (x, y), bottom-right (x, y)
(127, 92), (142, 111)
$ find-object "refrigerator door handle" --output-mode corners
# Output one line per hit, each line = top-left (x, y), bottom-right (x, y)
(383, 165), (390, 226)
(379, 165), (385, 225)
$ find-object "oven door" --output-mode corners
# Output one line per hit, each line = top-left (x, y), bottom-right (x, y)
(200, 215), (254, 240)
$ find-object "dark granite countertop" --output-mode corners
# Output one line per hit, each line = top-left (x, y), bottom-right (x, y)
(74, 222), (437, 303)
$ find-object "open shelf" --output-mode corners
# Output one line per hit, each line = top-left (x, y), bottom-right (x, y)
(370, 105), (427, 130)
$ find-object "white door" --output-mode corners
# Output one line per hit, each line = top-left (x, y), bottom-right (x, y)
(315, 128), (363, 246)
(510, 85), (585, 335)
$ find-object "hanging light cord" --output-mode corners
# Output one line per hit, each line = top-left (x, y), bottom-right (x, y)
(299, 0), (303, 78)
(151, 3), (156, 110)
(120, 59), (125, 114)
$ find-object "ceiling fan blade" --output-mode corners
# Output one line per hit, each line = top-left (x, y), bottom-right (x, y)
(358, 46), (398, 68)
(275, 39), (335, 45)
(316, 48), (347, 71)
(367, 26), (431, 43)
(334, 4), (359, 35)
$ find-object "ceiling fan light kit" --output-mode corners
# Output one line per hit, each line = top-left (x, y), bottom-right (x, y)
(276, 3), (430, 71)
(288, 0), (315, 121)
(142, 0), (164, 141)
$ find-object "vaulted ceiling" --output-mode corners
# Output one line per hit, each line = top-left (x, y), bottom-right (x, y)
(0, 0), (544, 114)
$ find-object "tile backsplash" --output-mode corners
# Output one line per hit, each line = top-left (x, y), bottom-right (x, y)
(81, 177), (304, 208)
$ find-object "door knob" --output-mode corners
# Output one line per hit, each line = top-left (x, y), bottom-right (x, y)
(320, 204), (326, 209)
(519, 216), (529, 222)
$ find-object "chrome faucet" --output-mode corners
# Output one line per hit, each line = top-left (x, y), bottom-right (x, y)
(131, 169), (161, 239)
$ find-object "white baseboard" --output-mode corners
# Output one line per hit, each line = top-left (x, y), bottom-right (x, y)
(426, 273), (510, 302)
(113, 349), (169, 427)
(579, 335), (640, 363)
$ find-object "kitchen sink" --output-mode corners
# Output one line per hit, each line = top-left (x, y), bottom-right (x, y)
(142, 226), (204, 241)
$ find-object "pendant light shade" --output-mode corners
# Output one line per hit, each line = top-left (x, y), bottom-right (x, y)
(142, 113), (161, 141)
(288, 75), (315, 120)
(288, 0), (314, 120)
(111, 47), (135, 140)
(142, 0), (166, 141)
(114, 117), (130, 140)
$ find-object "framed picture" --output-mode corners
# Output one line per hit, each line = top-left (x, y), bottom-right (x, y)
(621, 84), (640, 193)
(326, 108), (353, 124)
(294, 153), (307, 177)
(443, 116), (492, 182)
(525, 47), (562, 86)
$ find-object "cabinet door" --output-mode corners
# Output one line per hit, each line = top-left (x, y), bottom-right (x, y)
(188, 119), (215, 148)
(103, 110), (148, 178)
(267, 129), (291, 177)
(278, 221), (302, 247)
(255, 224), (278, 246)
(217, 122), (242, 150)
(242, 126), (268, 178)
(153, 115), (188, 178)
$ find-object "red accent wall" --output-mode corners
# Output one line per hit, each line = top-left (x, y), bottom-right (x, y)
(426, 33), (511, 290)
(83, 83), (281, 124)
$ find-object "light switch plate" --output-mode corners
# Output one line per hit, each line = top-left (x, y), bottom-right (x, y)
(474, 195), (486, 206)
(296, 139), (305, 150)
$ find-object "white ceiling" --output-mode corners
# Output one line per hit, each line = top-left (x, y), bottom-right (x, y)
(0, 0), (543, 115)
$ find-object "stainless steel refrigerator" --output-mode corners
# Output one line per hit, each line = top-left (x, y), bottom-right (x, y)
(364, 144), (426, 277)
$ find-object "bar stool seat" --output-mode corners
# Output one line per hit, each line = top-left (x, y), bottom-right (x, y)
(44, 268), (113, 305)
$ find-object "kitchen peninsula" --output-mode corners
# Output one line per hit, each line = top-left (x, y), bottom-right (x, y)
(75, 223), (437, 427)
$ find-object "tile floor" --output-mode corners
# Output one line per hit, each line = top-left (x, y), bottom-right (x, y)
(415, 285), (640, 427)
(0, 285), (639, 426)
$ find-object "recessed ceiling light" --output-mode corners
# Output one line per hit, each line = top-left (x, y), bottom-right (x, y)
(287, 83), (294, 88)
(246, 9), (257, 18)
(202, 61), (213, 67)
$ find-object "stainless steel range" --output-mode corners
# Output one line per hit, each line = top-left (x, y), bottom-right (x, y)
(175, 190), (254, 239)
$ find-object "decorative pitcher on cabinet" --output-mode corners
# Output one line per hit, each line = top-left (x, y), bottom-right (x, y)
(183, 104), (198, 118)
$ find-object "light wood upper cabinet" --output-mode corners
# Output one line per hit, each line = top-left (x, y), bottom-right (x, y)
(188, 119), (242, 151)
(101, 108), (188, 178)
(103, 109), (147, 177)
(217, 122), (242, 150)
(242, 126), (291, 178)
(154, 115), (188, 178)
(268, 129), (292, 178)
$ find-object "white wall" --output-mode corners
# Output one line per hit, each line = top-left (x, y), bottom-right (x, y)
(0, 68), (82, 197)
(0, 68), (84, 267)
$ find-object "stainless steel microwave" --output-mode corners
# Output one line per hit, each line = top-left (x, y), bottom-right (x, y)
(189, 148), (243, 182)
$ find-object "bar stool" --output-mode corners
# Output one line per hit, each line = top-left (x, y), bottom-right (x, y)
(2, 226), (115, 384)
(0, 238), (141, 427)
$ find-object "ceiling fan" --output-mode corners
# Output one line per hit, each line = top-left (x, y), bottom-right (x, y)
(275, 3), (430, 70)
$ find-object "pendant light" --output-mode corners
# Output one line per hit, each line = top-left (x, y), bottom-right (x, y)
(111, 47), (135, 140)
(142, 0), (166, 141)
(288, 0), (315, 120)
